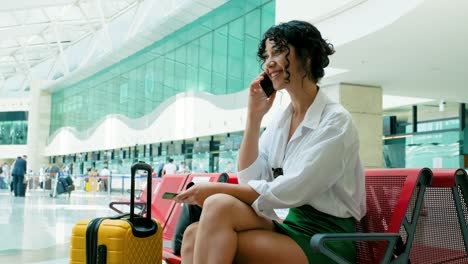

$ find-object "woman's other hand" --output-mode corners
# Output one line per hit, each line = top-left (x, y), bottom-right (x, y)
(174, 183), (215, 207)
(247, 72), (276, 121)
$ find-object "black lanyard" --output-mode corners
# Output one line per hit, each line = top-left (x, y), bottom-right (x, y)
(272, 168), (283, 178)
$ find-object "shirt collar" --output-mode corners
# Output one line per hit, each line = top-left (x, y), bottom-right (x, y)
(302, 88), (331, 129)
(276, 88), (332, 130)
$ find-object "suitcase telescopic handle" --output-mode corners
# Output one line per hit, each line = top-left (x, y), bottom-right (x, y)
(130, 161), (153, 223)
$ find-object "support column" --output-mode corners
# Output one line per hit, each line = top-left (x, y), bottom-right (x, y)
(27, 80), (51, 173)
(323, 83), (383, 169)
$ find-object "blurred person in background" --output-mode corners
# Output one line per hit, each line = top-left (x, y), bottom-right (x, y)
(12, 155), (27, 197)
(163, 158), (177, 176)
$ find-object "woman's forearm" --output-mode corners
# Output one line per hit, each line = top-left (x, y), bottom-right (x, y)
(212, 183), (260, 205)
(238, 116), (262, 171)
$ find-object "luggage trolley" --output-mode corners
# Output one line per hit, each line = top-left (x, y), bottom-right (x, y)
(50, 172), (75, 198)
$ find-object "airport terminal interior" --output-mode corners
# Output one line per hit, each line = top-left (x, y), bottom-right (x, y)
(1, 0), (468, 263)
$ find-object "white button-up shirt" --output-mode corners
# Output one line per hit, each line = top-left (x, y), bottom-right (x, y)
(238, 89), (366, 221)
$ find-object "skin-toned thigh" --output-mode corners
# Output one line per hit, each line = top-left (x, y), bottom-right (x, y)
(234, 229), (308, 264)
(194, 194), (308, 263)
(200, 193), (274, 232)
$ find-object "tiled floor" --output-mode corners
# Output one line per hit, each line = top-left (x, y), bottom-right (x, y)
(0, 189), (120, 263)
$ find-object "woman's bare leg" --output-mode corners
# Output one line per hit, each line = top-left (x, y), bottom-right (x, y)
(234, 229), (308, 264)
(181, 222), (199, 264)
(183, 223), (308, 264)
(189, 193), (306, 264)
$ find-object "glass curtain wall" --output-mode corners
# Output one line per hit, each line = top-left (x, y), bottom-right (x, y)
(0, 111), (28, 145)
(384, 103), (463, 169)
(49, 0), (275, 136)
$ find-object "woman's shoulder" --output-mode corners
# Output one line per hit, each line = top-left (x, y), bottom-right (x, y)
(322, 103), (353, 124)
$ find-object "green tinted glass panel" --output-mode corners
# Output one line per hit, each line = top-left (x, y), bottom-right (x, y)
(406, 131), (461, 168)
(245, 9), (261, 38)
(212, 72), (227, 94)
(176, 46), (186, 63)
(244, 35), (261, 88)
(227, 76), (243, 93)
(186, 65), (198, 91)
(229, 17), (244, 39)
(199, 68), (212, 92)
(175, 62), (186, 92)
(187, 41), (199, 66)
(261, 1), (275, 34)
(228, 36), (243, 79)
(164, 57), (175, 89)
(213, 26), (228, 76)
(199, 33), (213, 71)
(405, 119), (460, 133)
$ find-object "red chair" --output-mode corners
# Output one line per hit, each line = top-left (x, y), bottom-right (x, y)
(227, 173), (238, 184)
(149, 174), (190, 232)
(311, 168), (432, 263)
(162, 173), (234, 264)
(109, 177), (161, 215)
(409, 168), (468, 263)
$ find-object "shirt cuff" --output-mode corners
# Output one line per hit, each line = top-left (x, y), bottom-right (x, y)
(248, 180), (280, 220)
(251, 197), (280, 221)
(247, 179), (269, 195)
(237, 156), (264, 184)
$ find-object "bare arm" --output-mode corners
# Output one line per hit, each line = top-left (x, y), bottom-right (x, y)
(212, 182), (260, 205)
(238, 73), (276, 171)
(175, 182), (260, 206)
(238, 116), (262, 171)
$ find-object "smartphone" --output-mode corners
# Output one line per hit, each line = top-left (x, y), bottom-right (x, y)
(162, 192), (179, 199)
(260, 74), (275, 97)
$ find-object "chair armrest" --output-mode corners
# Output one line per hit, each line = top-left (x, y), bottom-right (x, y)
(109, 201), (146, 214)
(310, 233), (399, 264)
(126, 189), (143, 197)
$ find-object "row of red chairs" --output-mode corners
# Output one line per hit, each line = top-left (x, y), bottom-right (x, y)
(109, 173), (237, 264)
(110, 169), (468, 263)
(311, 168), (468, 263)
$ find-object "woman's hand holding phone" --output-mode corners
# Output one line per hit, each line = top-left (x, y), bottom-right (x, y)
(247, 72), (276, 121)
(162, 192), (179, 199)
(260, 74), (275, 98)
(173, 182), (215, 207)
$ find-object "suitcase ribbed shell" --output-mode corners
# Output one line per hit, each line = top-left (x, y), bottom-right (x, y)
(70, 218), (162, 264)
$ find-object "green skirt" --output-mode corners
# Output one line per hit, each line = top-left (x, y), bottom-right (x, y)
(273, 205), (356, 264)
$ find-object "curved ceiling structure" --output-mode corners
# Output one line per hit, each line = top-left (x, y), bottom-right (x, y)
(277, 0), (468, 104)
(3, 0), (467, 105)
(0, 0), (140, 92)
(317, 0), (468, 102)
(0, 0), (227, 97)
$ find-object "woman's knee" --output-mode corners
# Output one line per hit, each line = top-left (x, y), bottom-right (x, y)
(200, 193), (239, 221)
(181, 223), (199, 251)
(181, 223), (199, 263)
(203, 193), (237, 217)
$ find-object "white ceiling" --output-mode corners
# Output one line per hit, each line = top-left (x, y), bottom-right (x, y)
(2, 0), (466, 107)
(0, 0), (139, 82)
(0, 0), (226, 97)
(321, 0), (468, 103)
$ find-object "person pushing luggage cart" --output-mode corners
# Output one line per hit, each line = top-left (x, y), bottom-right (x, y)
(50, 165), (74, 198)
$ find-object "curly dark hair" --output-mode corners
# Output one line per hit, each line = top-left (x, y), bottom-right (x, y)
(257, 20), (335, 84)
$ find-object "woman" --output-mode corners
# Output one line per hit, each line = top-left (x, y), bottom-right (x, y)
(174, 20), (366, 263)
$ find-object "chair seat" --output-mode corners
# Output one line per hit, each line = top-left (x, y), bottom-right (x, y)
(163, 247), (181, 264)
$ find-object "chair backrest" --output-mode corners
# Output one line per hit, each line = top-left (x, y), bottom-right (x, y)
(357, 168), (432, 263)
(227, 173), (238, 184)
(149, 174), (190, 231)
(163, 173), (226, 241)
(138, 177), (160, 203)
(410, 169), (468, 263)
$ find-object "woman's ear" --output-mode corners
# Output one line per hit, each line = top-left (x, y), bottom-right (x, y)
(300, 57), (311, 79)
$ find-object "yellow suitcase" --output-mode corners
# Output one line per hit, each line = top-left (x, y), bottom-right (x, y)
(70, 162), (162, 264)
